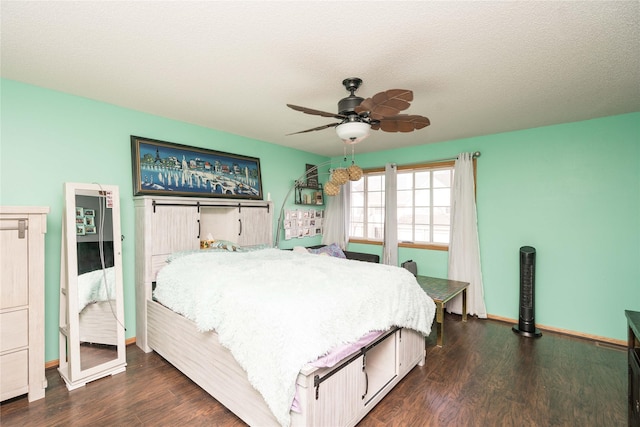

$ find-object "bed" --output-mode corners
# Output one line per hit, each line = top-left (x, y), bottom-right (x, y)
(134, 196), (436, 427)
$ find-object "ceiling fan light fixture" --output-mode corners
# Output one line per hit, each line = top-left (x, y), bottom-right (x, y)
(335, 122), (370, 144)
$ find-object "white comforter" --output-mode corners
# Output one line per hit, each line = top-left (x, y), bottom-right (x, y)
(154, 248), (436, 427)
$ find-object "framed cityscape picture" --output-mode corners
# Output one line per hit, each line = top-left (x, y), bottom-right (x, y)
(131, 136), (263, 200)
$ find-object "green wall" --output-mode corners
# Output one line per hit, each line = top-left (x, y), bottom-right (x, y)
(342, 112), (640, 342)
(0, 79), (327, 363)
(2, 79), (637, 364)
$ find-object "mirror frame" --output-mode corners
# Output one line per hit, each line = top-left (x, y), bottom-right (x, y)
(58, 182), (126, 390)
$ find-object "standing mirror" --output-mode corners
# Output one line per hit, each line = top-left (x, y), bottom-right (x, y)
(58, 183), (126, 390)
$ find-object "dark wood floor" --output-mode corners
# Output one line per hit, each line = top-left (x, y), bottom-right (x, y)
(1, 314), (627, 426)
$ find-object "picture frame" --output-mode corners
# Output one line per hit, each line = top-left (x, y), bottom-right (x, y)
(305, 164), (318, 188)
(131, 135), (263, 200)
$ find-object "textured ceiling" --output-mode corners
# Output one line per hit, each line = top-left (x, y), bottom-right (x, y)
(2, 1), (639, 157)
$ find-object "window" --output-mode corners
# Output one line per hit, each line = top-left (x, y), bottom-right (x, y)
(349, 161), (455, 249)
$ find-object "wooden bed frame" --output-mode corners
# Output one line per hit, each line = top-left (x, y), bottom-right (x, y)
(134, 196), (427, 426)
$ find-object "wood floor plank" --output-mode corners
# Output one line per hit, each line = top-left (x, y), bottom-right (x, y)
(0, 314), (627, 426)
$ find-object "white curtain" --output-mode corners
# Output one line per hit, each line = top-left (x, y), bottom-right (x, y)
(447, 153), (487, 318)
(322, 182), (350, 249)
(382, 163), (398, 265)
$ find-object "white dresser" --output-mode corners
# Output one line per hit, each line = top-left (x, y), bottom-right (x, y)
(0, 206), (49, 402)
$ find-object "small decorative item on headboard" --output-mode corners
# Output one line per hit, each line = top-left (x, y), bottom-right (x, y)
(200, 240), (214, 249)
(200, 233), (215, 249)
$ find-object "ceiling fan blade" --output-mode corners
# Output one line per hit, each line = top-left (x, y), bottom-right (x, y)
(355, 89), (414, 119)
(371, 115), (430, 132)
(287, 104), (346, 119)
(286, 122), (340, 136)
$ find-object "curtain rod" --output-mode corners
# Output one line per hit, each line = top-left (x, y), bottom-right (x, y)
(421, 151), (481, 164)
(366, 151), (481, 171)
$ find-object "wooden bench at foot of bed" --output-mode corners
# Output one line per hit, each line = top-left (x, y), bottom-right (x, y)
(147, 299), (426, 427)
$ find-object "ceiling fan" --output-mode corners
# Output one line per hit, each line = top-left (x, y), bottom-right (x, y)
(287, 77), (430, 144)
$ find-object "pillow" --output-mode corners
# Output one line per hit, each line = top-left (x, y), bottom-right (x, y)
(202, 239), (241, 251)
(292, 246), (310, 254)
(309, 243), (346, 259)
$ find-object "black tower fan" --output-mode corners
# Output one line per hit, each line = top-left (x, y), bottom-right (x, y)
(512, 246), (542, 338)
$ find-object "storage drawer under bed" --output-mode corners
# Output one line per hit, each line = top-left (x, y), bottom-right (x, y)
(147, 298), (425, 427)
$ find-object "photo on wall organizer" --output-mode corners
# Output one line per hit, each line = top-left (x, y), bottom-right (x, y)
(282, 209), (324, 240)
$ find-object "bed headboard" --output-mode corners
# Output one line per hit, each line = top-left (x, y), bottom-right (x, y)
(134, 195), (273, 352)
(77, 241), (115, 274)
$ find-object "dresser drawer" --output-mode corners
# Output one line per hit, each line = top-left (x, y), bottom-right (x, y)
(0, 310), (28, 352)
(0, 223), (29, 310)
(0, 349), (29, 401)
